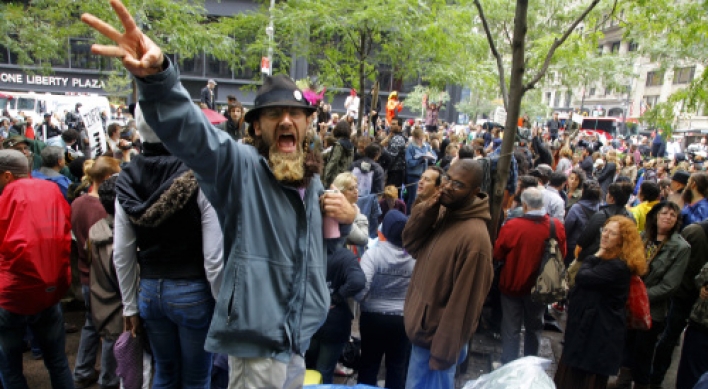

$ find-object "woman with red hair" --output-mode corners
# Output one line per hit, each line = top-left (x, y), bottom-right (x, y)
(555, 215), (647, 389)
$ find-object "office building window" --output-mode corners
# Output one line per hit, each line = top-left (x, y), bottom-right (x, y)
(565, 91), (572, 107)
(178, 53), (204, 76)
(70, 38), (101, 70)
(554, 92), (561, 107)
(0, 45), (8, 65)
(628, 41), (639, 52)
(646, 71), (664, 87)
(205, 55), (232, 79)
(589, 87), (596, 96)
(611, 41), (621, 53)
(645, 95), (660, 108)
(546, 92), (551, 103)
(674, 66), (695, 84)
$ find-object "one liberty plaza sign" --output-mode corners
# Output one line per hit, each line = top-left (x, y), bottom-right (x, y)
(0, 72), (104, 89)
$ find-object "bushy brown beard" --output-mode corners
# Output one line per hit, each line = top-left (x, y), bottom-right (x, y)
(269, 143), (305, 183)
(245, 134), (323, 187)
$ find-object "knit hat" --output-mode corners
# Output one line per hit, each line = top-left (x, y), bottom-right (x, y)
(671, 170), (690, 186)
(243, 75), (316, 125)
(0, 149), (29, 177)
(382, 210), (408, 248)
(134, 104), (161, 144)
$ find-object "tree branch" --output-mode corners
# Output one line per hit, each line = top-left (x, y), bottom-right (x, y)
(524, 0), (601, 92)
(502, 22), (512, 46)
(595, 0), (620, 32)
(473, 0), (508, 109)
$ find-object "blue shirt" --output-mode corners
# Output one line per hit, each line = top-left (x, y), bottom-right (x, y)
(681, 197), (708, 229)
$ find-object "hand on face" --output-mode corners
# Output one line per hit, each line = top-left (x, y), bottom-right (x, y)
(81, 0), (164, 78)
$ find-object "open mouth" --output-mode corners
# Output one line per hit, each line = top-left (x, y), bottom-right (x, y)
(277, 133), (297, 153)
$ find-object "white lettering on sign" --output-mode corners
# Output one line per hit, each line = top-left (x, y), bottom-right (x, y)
(0, 73), (23, 83)
(0, 72), (103, 89)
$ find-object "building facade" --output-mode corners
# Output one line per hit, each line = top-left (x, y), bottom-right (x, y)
(540, 20), (706, 132)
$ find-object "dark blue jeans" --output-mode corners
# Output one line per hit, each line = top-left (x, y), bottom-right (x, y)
(139, 278), (215, 389)
(0, 303), (74, 389)
(305, 337), (346, 384)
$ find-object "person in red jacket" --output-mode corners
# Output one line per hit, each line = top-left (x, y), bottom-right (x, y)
(494, 186), (567, 365)
(0, 149), (73, 388)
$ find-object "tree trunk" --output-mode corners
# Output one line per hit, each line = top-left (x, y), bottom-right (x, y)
(489, 0), (529, 241)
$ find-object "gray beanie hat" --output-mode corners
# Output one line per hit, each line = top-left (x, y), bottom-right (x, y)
(134, 103), (161, 144)
(0, 149), (29, 177)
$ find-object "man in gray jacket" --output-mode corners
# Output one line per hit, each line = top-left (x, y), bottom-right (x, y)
(82, 2), (356, 387)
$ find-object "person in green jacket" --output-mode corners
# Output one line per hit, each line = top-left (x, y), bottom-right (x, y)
(615, 201), (691, 389)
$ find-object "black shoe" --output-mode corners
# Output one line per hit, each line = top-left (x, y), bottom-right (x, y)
(74, 370), (98, 389)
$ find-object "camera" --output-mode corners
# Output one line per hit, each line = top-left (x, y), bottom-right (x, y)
(119, 141), (133, 151)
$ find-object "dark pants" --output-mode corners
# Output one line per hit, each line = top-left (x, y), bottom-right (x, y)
(651, 296), (695, 385)
(0, 304), (74, 389)
(305, 337), (346, 384)
(386, 170), (404, 190)
(677, 324), (708, 389)
(357, 312), (410, 389)
(623, 320), (666, 385)
(425, 125), (437, 133)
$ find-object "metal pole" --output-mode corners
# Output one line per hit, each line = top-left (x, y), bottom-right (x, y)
(267, 0), (275, 76)
(623, 83), (631, 135)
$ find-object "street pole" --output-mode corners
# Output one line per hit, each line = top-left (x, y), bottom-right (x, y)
(266, 0), (275, 76)
(623, 82), (631, 136)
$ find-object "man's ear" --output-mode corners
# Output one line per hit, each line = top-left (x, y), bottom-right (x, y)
(252, 120), (262, 137)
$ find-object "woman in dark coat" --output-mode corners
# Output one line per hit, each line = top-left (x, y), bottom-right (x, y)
(555, 216), (647, 389)
(597, 150), (618, 197)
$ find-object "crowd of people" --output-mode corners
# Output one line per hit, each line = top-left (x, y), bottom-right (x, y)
(1, 2), (708, 389)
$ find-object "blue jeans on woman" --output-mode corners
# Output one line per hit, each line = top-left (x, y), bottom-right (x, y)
(138, 278), (215, 389)
(0, 303), (74, 389)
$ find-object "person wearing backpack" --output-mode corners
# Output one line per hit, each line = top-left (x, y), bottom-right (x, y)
(350, 143), (384, 197)
(493, 187), (567, 364)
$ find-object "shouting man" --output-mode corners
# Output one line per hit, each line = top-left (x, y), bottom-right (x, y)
(81, 2), (356, 387)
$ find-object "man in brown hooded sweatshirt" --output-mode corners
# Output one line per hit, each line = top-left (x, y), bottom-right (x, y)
(402, 159), (494, 388)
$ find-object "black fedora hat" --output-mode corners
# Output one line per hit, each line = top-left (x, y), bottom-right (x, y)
(244, 75), (316, 125)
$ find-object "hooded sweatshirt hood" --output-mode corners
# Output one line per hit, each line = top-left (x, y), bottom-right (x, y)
(115, 154), (196, 227)
(444, 192), (492, 222)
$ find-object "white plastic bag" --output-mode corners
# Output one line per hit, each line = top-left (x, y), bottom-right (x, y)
(462, 356), (555, 389)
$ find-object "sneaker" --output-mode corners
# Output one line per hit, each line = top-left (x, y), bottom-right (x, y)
(551, 302), (565, 313)
(334, 362), (354, 376)
(74, 370), (98, 389)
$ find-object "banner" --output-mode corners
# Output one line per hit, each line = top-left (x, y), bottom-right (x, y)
(80, 107), (107, 159)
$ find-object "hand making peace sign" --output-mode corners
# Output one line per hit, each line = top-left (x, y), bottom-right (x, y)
(81, 0), (164, 78)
